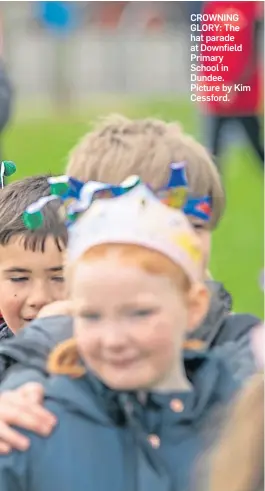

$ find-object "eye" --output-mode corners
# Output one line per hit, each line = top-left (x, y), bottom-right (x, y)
(129, 308), (157, 318)
(81, 312), (102, 321)
(10, 277), (29, 283)
(192, 223), (204, 230)
(51, 276), (65, 283)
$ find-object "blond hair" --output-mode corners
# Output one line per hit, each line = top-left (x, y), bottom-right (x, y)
(207, 374), (264, 491)
(66, 115), (225, 228)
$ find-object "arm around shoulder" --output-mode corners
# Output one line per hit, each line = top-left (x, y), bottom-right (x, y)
(0, 365), (48, 392)
(0, 315), (73, 378)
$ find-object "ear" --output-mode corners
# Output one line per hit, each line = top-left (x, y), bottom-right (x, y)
(186, 282), (210, 333)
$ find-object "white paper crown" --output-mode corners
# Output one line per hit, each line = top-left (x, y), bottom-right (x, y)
(68, 183), (203, 282)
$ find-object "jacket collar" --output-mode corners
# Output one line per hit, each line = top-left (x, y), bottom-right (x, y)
(46, 349), (238, 428)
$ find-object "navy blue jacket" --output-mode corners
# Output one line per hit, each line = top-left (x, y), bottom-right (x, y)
(0, 350), (239, 491)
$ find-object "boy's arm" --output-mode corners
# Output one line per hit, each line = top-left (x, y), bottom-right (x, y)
(0, 383), (56, 454)
(0, 316), (71, 453)
(0, 315), (73, 383)
(1, 366), (48, 391)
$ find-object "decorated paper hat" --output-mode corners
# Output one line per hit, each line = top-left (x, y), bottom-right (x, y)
(22, 162), (212, 230)
(22, 162), (211, 281)
(68, 183), (203, 282)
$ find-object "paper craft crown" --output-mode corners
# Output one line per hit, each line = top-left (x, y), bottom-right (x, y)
(22, 162), (212, 229)
(67, 182), (203, 282)
(0, 161), (16, 189)
(22, 162), (209, 282)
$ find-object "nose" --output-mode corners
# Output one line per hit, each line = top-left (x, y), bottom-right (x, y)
(103, 324), (128, 352)
(27, 281), (52, 311)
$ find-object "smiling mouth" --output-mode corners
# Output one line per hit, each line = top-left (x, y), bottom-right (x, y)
(107, 358), (138, 368)
(22, 317), (35, 323)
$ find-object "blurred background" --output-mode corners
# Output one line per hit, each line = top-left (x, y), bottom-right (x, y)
(0, 1), (263, 317)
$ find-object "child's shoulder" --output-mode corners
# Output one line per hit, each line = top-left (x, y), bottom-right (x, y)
(211, 318), (262, 385)
(191, 280), (260, 347)
(206, 280), (260, 345)
(216, 312), (260, 345)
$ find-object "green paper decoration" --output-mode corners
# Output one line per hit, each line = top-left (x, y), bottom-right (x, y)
(49, 182), (69, 197)
(22, 211), (44, 230)
(2, 161), (16, 177)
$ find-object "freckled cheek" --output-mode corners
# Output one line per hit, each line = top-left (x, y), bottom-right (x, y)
(76, 329), (101, 362)
(134, 320), (176, 355)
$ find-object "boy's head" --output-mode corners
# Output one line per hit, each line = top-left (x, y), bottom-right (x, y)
(66, 115), (225, 273)
(0, 175), (68, 333)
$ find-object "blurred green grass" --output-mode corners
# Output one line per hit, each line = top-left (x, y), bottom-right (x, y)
(3, 99), (264, 318)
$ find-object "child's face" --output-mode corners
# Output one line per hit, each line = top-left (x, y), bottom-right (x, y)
(189, 217), (211, 273)
(72, 256), (205, 391)
(0, 236), (66, 333)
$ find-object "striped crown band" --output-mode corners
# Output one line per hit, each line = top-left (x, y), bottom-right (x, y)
(22, 162), (212, 231)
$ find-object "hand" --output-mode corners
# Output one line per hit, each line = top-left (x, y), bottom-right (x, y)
(0, 383), (57, 454)
(37, 300), (72, 319)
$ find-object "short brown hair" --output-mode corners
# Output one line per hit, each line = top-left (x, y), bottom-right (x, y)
(66, 115), (225, 228)
(0, 175), (67, 251)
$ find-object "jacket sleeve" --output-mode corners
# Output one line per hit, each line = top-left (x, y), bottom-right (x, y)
(0, 316), (73, 391)
(0, 365), (48, 391)
(0, 316), (73, 383)
(0, 449), (28, 491)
